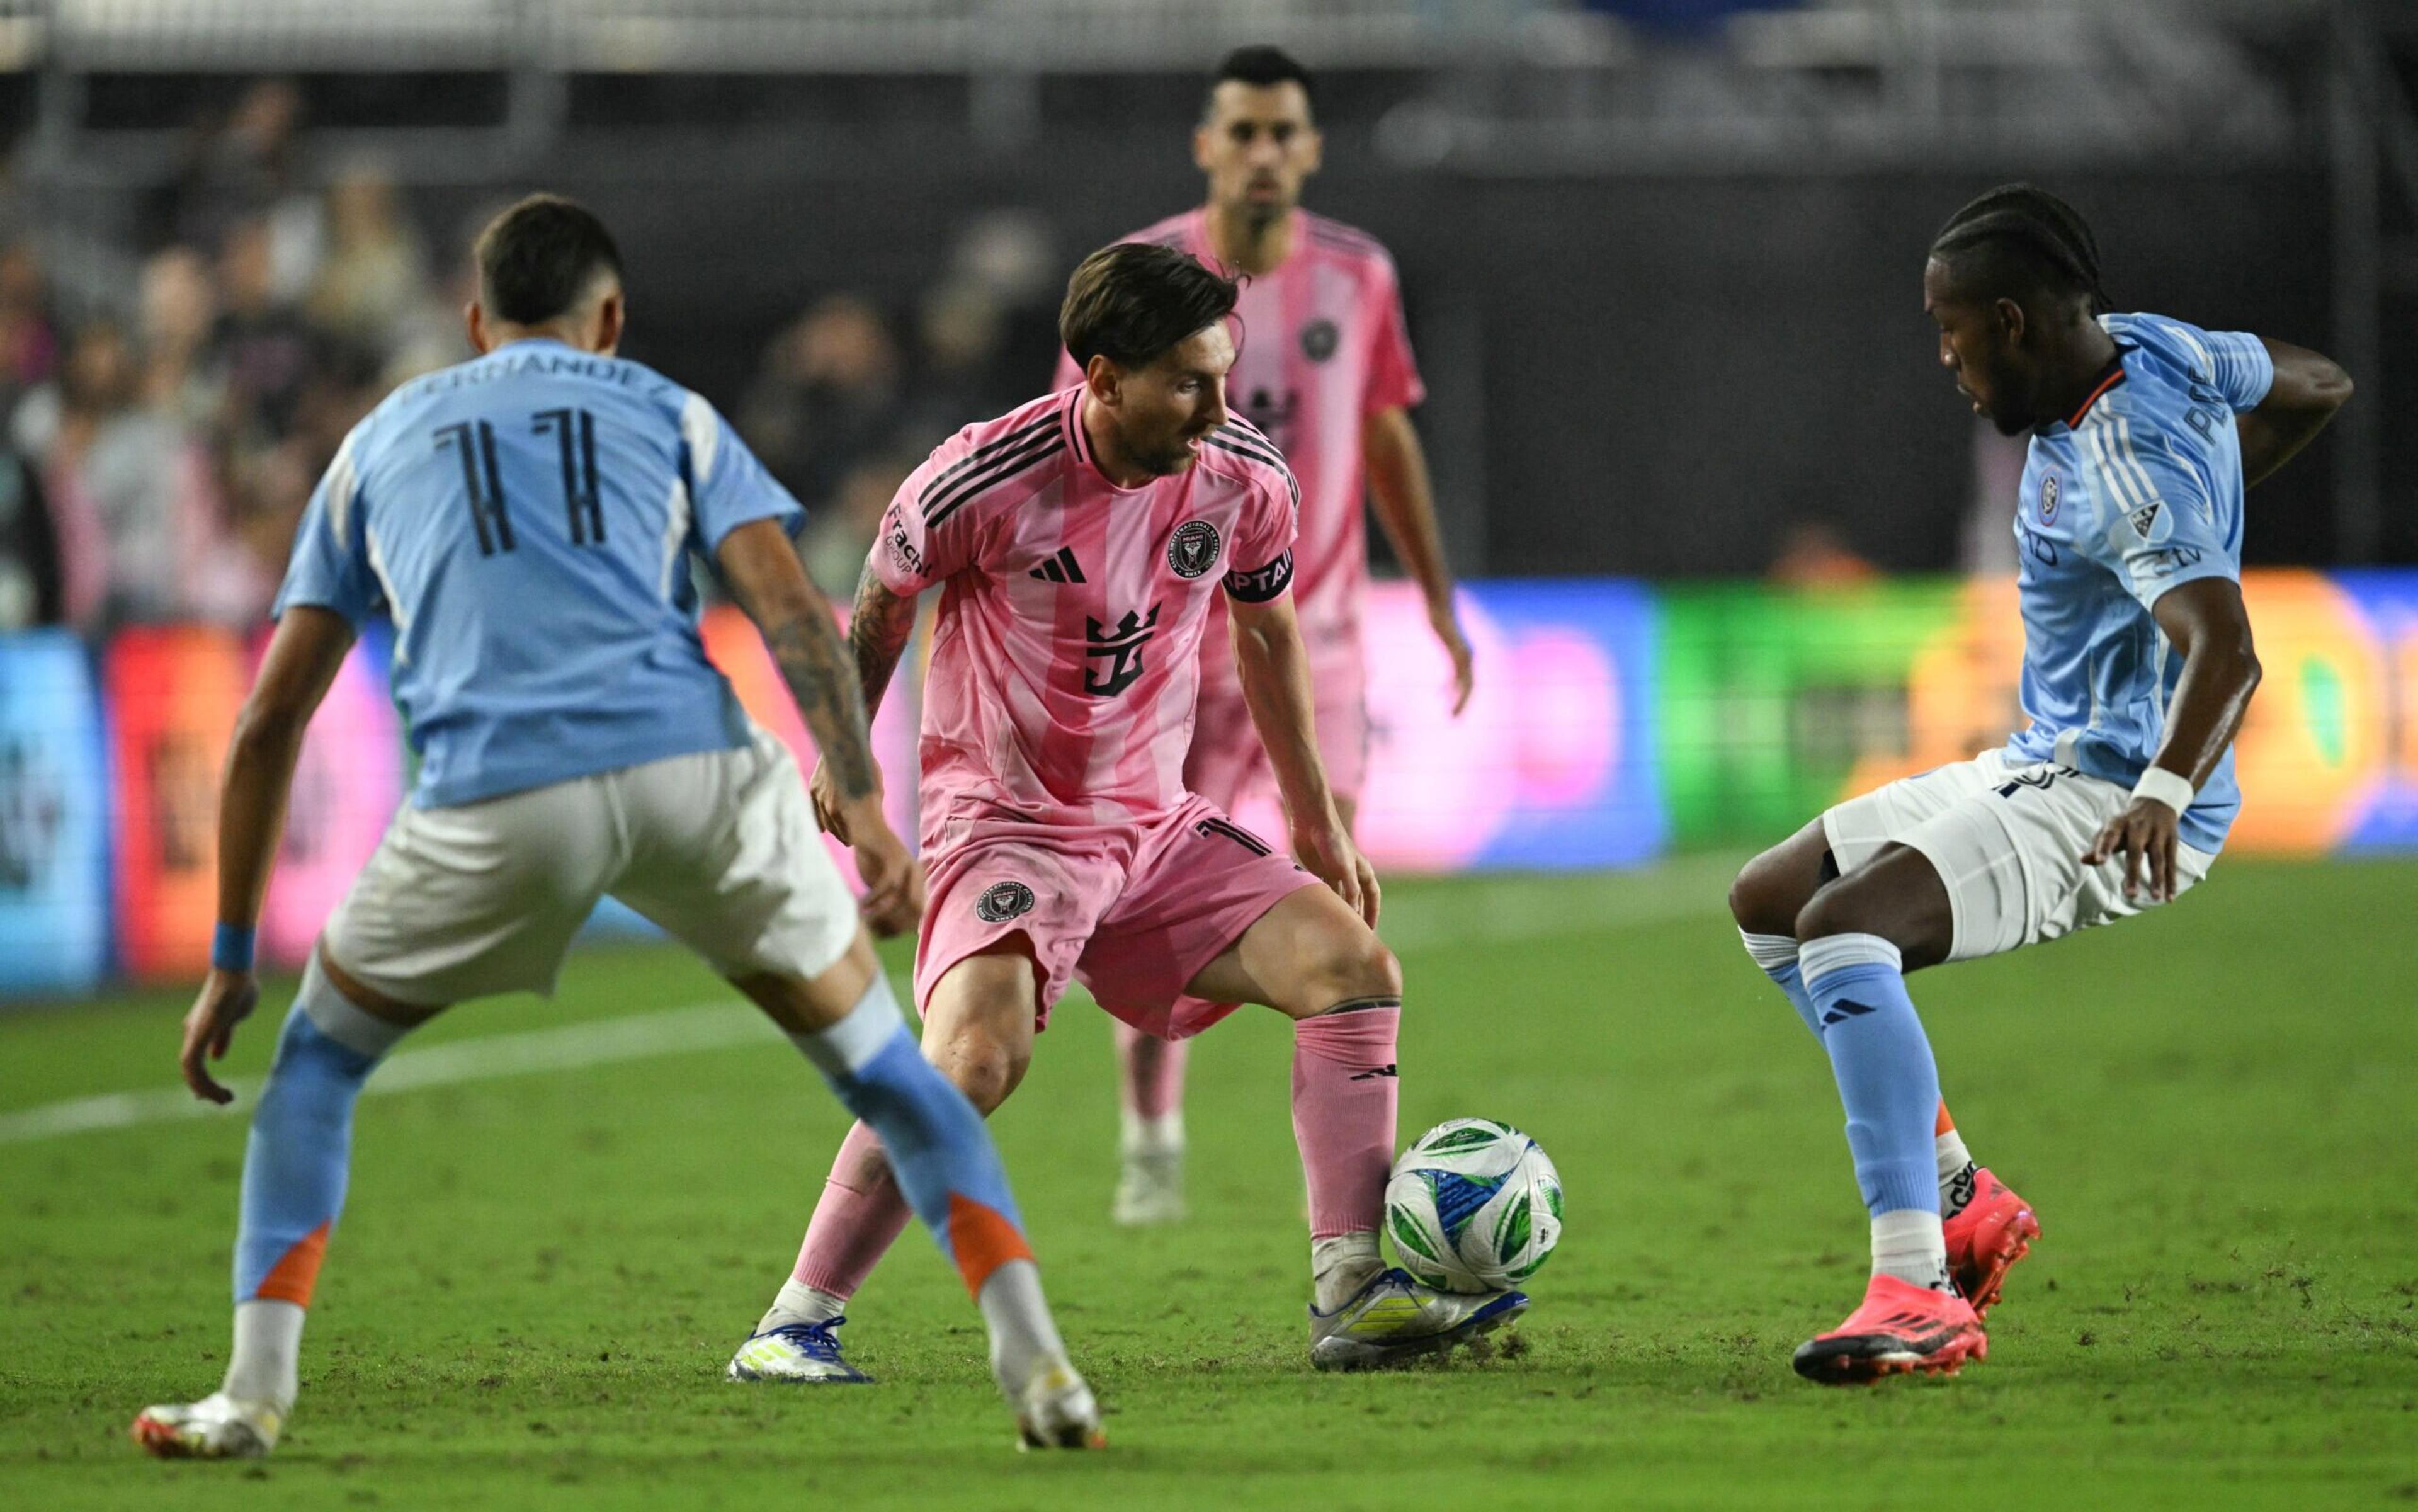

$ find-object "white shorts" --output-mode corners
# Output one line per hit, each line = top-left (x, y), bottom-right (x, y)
(1820, 749), (2217, 963)
(324, 729), (858, 1005)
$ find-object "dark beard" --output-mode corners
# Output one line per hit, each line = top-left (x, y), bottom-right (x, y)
(1144, 442), (1198, 476)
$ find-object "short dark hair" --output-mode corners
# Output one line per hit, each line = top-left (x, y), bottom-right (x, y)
(1206, 45), (1315, 117)
(475, 193), (624, 326)
(1059, 242), (1240, 371)
(1930, 183), (2109, 314)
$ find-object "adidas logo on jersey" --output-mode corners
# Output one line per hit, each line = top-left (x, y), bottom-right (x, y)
(1029, 548), (1085, 584)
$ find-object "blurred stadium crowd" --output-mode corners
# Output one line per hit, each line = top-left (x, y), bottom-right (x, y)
(0, 77), (1078, 640)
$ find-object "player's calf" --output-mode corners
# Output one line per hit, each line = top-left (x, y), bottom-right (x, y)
(133, 956), (416, 1461)
(1111, 1023), (1188, 1226)
(742, 962), (1098, 1444)
(1213, 887), (1409, 1317)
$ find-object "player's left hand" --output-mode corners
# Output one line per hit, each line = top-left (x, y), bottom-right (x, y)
(2082, 799), (2182, 904)
(1295, 814), (1381, 929)
(179, 968), (261, 1105)
(1431, 603), (1475, 717)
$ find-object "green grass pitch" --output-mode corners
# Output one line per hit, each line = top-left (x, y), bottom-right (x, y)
(3, 854), (2415, 1510)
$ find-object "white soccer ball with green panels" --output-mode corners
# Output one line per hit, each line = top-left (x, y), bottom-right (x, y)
(1384, 1118), (1562, 1293)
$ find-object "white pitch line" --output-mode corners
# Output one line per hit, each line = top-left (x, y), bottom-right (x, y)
(0, 861), (1735, 1147)
(0, 1001), (771, 1147)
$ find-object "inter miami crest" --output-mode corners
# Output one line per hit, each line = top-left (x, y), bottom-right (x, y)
(2039, 473), (2061, 525)
(1300, 319), (1339, 363)
(1167, 520), (1222, 579)
(975, 880), (1035, 923)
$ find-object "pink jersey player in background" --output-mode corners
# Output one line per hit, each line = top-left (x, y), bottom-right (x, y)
(728, 242), (1526, 1381)
(1054, 46), (1473, 1224)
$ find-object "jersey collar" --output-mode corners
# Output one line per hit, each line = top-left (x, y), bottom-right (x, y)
(2065, 360), (2128, 428)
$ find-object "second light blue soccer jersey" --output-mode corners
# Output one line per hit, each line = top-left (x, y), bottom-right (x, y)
(273, 338), (801, 807)
(2002, 311), (2273, 853)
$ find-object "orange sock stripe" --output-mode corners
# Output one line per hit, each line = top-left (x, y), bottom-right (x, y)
(252, 1221), (332, 1307)
(1936, 1102), (1956, 1137)
(945, 1193), (1034, 1299)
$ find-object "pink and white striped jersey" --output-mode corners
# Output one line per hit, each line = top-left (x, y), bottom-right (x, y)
(1055, 207), (1423, 650)
(875, 387), (1299, 843)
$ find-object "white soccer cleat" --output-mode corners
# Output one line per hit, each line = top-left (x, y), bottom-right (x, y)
(725, 1317), (874, 1384)
(1307, 1267), (1530, 1372)
(1111, 1144), (1186, 1226)
(1013, 1357), (1104, 1450)
(130, 1391), (283, 1460)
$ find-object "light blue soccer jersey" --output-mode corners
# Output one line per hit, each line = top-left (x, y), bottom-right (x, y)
(273, 338), (800, 807)
(2002, 312), (2273, 853)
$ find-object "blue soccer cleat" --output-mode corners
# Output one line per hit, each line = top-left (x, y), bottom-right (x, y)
(725, 1317), (873, 1384)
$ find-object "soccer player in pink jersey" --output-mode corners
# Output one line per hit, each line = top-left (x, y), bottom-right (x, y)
(1054, 47), (1474, 1224)
(729, 242), (1526, 1380)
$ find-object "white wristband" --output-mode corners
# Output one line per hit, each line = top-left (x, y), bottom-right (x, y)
(2131, 765), (2196, 816)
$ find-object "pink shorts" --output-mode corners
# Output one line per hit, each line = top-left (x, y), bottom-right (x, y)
(914, 795), (1322, 1040)
(1183, 627), (1368, 816)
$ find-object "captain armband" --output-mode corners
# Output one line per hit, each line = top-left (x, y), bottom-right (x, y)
(1223, 550), (1294, 603)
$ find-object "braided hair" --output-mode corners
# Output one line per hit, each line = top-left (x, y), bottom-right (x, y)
(1929, 183), (2110, 315)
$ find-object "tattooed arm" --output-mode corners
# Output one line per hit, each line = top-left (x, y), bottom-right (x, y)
(844, 558), (919, 727)
(717, 519), (925, 933)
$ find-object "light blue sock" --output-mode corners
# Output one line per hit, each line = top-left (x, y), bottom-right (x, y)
(232, 957), (407, 1307)
(1739, 929), (1821, 1038)
(789, 975), (1028, 1294)
(1799, 933), (1941, 1221)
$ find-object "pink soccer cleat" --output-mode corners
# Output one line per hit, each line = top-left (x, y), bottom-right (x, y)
(1943, 1166), (2040, 1319)
(1791, 1274), (1986, 1385)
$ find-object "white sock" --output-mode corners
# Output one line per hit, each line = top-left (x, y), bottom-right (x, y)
(1311, 1232), (1384, 1312)
(757, 1277), (846, 1334)
(1120, 1108), (1184, 1157)
(1870, 1209), (1951, 1292)
(222, 1299), (305, 1414)
(783, 975), (905, 1076)
(976, 1258), (1068, 1399)
(1937, 1127), (1977, 1215)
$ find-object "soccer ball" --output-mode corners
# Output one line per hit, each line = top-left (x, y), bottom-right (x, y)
(1384, 1118), (1562, 1293)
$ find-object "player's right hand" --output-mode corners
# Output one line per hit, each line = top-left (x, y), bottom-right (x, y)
(1295, 816), (1381, 929)
(179, 969), (260, 1105)
(843, 803), (928, 939)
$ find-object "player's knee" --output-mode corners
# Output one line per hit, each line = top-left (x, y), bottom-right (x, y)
(1303, 924), (1401, 1008)
(921, 1007), (1030, 1115)
(1731, 826), (1828, 938)
(1728, 852), (1789, 936)
(932, 1031), (1026, 1115)
(1793, 881), (1876, 945)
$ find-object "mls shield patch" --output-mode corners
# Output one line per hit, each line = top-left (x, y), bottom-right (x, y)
(2128, 500), (2169, 542)
(1167, 520), (1222, 580)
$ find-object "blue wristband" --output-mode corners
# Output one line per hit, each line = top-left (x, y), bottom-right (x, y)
(211, 923), (257, 973)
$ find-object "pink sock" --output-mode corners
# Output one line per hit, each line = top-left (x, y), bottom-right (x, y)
(790, 1120), (916, 1297)
(1291, 1004), (1400, 1239)
(1116, 1020), (1190, 1122)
